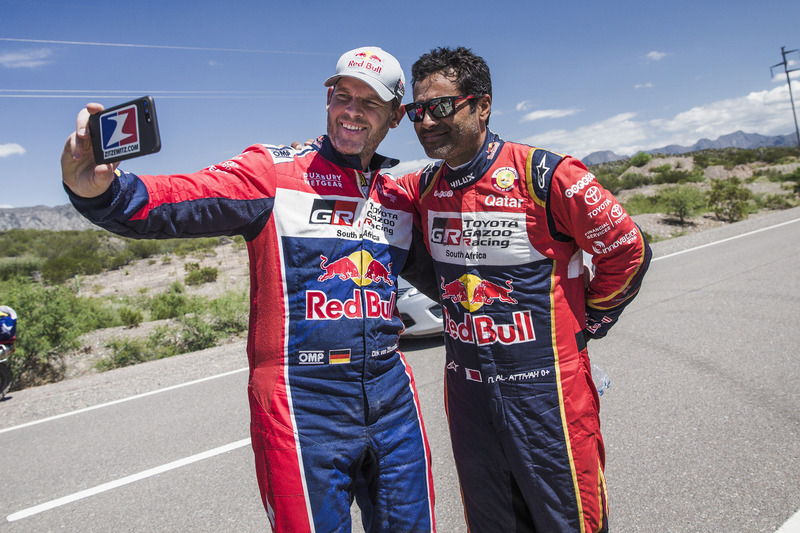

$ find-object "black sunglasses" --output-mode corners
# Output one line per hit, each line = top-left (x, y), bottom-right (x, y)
(405, 95), (477, 122)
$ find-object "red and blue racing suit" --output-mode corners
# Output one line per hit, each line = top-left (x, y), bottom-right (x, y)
(399, 131), (650, 533)
(67, 136), (436, 533)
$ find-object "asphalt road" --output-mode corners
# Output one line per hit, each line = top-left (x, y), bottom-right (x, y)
(1, 206), (799, 532)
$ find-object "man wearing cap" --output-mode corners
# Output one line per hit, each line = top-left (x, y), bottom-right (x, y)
(60, 47), (435, 533)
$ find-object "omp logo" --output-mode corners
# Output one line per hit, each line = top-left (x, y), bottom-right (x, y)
(309, 199), (358, 226)
(100, 104), (139, 157)
(434, 189), (453, 198)
(431, 217), (462, 245)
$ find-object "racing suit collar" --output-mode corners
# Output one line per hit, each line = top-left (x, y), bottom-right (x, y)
(441, 130), (504, 190)
(315, 135), (400, 172)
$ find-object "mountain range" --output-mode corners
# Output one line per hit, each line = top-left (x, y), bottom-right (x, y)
(582, 130), (798, 165)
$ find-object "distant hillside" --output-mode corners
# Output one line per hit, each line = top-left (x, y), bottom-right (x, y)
(0, 204), (97, 231)
(583, 131), (797, 166)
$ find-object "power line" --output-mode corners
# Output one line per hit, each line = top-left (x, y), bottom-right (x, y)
(0, 37), (336, 56)
(770, 46), (800, 152)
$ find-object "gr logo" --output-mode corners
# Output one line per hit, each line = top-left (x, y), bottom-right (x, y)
(309, 199), (358, 226)
(431, 217), (462, 245)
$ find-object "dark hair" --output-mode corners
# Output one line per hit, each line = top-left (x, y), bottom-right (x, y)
(411, 46), (492, 123)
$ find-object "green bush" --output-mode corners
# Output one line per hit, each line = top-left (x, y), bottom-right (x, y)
(652, 167), (704, 185)
(0, 278), (118, 387)
(630, 151), (652, 167)
(758, 193), (795, 210)
(149, 283), (198, 320)
(622, 193), (668, 215)
(707, 178), (753, 222)
(119, 306), (144, 328)
(185, 267), (219, 285)
(661, 185), (707, 224)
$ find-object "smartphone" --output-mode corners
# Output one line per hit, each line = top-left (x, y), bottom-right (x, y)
(89, 96), (161, 164)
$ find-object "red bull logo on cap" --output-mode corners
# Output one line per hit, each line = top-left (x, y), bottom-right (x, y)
(440, 274), (518, 312)
(354, 51), (382, 62)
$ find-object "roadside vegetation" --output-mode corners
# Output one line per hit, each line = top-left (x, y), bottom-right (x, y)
(592, 146), (800, 241)
(1, 146), (798, 391)
(0, 233), (249, 389)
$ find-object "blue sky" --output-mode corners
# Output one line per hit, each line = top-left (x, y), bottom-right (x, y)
(2, 0), (800, 208)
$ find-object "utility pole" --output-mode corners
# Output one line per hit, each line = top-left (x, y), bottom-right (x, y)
(771, 46), (800, 153)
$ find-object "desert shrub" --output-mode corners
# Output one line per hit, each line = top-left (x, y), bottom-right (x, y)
(630, 151), (652, 167)
(707, 178), (753, 222)
(661, 185), (707, 224)
(652, 167), (705, 185)
(96, 338), (150, 370)
(126, 239), (166, 260)
(149, 282), (201, 320)
(757, 194), (795, 210)
(185, 266), (219, 285)
(0, 278), (117, 387)
(622, 193), (668, 215)
(177, 315), (220, 352)
(208, 290), (249, 335)
(0, 257), (44, 281)
(119, 306), (144, 328)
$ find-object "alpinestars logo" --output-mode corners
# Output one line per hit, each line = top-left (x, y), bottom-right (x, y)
(100, 104), (139, 159)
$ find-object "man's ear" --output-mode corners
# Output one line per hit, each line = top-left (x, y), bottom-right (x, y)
(389, 104), (405, 129)
(326, 86), (335, 108)
(477, 94), (492, 123)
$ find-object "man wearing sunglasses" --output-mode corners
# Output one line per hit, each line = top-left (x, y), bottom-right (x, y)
(61, 46), (436, 533)
(399, 47), (651, 532)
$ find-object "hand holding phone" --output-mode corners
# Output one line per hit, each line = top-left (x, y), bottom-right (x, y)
(88, 96), (161, 164)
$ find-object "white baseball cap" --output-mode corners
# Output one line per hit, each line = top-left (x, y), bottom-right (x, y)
(324, 46), (405, 104)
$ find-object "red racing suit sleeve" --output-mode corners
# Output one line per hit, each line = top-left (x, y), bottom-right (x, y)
(547, 157), (651, 339)
(65, 144), (279, 242)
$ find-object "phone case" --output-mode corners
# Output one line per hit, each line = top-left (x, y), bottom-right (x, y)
(89, 96), (161, 164)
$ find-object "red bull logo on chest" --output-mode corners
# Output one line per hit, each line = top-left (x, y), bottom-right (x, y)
(440, 274), (518, 312)
(317, 251), (393, 287)
(307, 251), (396, 321)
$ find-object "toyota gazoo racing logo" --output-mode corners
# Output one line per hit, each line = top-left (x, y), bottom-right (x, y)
(564, 172), (596, 198)
(99, 104), (140, 158)
(439, 274), (534, 346)
(307, 251), (395, 321)
(430, 216), (516, 249)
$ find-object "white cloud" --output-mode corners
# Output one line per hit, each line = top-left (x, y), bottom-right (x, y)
(520, 82), (800, 159)
(516, 100), (532, 111)
(0, 49), (53, 68)
(0, 144), (26, 157)
(635, 82), (654, 89)
(646, 51), (666, 61)
(521, 108), (579, 122)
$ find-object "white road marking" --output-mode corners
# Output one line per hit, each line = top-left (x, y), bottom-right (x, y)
(0, 367), (248, 435)
(6, 438), (251, 522)
(651, 217), (800, 262)
(776, 508), (800, 533)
